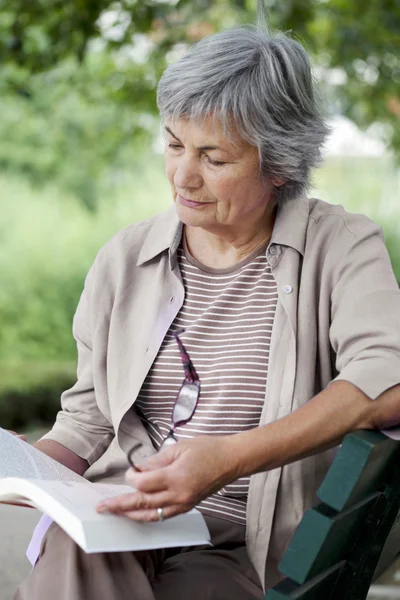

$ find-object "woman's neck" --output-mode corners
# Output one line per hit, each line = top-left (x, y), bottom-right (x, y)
(184, 219), (275, 270)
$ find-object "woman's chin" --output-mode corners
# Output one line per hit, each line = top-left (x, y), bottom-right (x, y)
(174, 202), (213, 228)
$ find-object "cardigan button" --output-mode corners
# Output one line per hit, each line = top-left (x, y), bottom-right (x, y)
(283, 285), (293, 294)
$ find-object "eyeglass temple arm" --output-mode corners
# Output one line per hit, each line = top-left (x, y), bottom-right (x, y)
(173, 331), (199, 383)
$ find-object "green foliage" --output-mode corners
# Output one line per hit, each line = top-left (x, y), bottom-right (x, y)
(313, 156), (400, 283)
(0, 160), (170, 364)
(0, 0), (399, 211)
(0, 53), (158, 209)
(0, 361), (77, 430)
(309, 0), (400, 154)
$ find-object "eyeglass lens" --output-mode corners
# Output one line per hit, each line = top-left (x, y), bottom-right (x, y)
(172, 380), (200, 427)
(127, 330), (201, 465)
(171, 330), (200, 428)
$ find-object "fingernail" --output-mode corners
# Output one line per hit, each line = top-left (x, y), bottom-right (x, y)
(97, 503), (107, 513)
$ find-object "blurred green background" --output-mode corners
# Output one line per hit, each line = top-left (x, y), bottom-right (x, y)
(0, 0), (399, 429)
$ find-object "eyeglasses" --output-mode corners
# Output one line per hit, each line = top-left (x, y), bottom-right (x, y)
(128, 330), (200, 471)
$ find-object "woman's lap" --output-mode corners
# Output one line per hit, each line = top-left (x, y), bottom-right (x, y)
(13, 515), (263, 600)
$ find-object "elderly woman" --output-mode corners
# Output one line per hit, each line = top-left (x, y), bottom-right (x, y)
(13, 22), (400, 600)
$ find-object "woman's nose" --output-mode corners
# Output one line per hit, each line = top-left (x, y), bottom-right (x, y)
(174, 157), (202, 189)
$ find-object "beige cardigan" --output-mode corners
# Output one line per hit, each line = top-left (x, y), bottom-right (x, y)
(42, 197), (400, 589)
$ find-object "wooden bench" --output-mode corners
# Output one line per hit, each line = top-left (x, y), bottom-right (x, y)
(265, 430), (400, 600)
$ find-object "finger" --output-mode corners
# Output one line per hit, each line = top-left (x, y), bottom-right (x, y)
(7, 430), (28, 442)
(125, 467), (170, 493)
(122, 504), (191, 522)
(137, 448), (176, 471)
(97, 489), (174, 513)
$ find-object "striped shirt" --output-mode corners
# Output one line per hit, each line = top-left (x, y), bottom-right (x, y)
(135, 240), (278, 524)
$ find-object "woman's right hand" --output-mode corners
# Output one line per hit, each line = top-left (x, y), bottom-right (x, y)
(6, 430), (27, 442)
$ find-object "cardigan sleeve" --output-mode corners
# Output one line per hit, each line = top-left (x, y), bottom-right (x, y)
(40, 262), (114, 465)
(330, 220), (400, 400)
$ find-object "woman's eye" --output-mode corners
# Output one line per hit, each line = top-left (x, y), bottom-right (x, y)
(206, 156), (225, 167)
(167, 144), (225, 166)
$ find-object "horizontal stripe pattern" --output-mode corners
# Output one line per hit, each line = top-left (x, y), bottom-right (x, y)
(135, 242), (278, 524)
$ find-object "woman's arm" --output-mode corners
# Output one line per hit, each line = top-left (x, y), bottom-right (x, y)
(6, 431), (89, 475)
(230, 379), (400, 477)
(34, 439), (89, 476)
(96, 380), (400, 521)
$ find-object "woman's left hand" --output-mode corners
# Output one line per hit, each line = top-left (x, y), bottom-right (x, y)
(96, 435), (241, 521)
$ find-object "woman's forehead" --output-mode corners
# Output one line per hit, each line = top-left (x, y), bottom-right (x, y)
(164, 116), (251, 154)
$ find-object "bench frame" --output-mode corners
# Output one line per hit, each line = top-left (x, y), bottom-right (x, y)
(265, 431), (400, 600)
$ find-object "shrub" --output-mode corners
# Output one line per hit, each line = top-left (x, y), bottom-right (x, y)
(0, 361), (76, 429)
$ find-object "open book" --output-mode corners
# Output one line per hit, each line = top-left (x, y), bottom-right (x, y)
(0, 428), (210, 553)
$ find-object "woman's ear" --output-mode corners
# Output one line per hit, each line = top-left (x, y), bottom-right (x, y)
(272, 178), (285, 188)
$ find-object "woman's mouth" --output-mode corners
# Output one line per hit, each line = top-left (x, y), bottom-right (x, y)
(177, 194), (209, 208)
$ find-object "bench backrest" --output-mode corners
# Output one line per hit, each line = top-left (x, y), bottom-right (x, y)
(265, 430), (400, 600)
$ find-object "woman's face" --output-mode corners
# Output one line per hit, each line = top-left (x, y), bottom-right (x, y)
(164, 116), (277, 238)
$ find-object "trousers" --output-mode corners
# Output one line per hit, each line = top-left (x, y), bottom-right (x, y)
(13, 514), (264, 600)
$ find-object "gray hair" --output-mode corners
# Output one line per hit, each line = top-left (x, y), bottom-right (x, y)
(157, 25), (330, 203)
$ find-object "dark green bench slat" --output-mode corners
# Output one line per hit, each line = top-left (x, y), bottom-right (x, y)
(265, 562), (344, 600)
(278, 492), (380, 584)
(317, 430), (400, 511)
(265, 431), (400, 600)
(374, 507), (400, 579)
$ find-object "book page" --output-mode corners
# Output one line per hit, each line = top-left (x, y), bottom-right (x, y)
(22, 480), (134, 520)
(0, 428), (86, 482)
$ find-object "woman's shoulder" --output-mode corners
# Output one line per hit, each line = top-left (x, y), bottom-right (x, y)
(307, 197), (382, 239)
(304, 198), (386, 276)
(278, 196), (384, 265)
(80, 207), (179, 300)
(94, 206), (178, 268)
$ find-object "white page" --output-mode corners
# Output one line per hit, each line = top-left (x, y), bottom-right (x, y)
(381, 426), (400, 440)
(34, 480), (134, 519)
(0, 428), (87, 482)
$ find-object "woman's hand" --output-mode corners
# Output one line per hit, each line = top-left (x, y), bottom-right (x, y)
(96, 435), (241, 521)
(6, 430), (27, 442)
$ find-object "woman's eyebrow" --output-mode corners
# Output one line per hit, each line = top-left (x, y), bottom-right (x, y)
(165, 126), (180, 141)
(165, 126), (228, 153)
